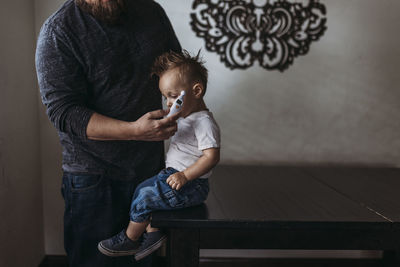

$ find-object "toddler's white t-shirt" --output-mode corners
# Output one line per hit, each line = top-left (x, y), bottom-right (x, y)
(165, 110), (221, 178)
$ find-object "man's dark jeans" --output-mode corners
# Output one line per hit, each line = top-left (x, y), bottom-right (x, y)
(62, 172), (153, 267)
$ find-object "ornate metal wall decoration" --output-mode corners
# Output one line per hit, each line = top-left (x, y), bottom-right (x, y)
(190, 0), (327, 71)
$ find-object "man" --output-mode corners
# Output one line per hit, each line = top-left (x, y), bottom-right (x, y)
(35, 0), (181, 266)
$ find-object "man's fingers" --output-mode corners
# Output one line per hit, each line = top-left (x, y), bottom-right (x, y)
(169, 110), (182, 121)
(165, 124), (178, 135)
(147, 109), (168, 119)
(159, 110), (181, 125)
(151, 124), (177, 141)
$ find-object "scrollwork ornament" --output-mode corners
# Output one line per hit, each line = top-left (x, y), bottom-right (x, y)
(190, 0), (327, 71)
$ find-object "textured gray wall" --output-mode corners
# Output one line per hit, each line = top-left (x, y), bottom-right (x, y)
(165, 0), (400, 166)
(34, 0), (400, 256)
(0, 0), (44, 266)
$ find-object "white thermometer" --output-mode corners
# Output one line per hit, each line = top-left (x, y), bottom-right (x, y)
(167, 90), (185, 117)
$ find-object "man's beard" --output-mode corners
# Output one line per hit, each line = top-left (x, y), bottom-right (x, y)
(76, 0), (128, 25)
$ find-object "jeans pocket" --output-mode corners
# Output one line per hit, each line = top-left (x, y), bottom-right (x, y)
(181, 180), (209, 206)
(65, 173), (110, 218)
(164, 190), (185, 208)
(69, 173), (103, 193)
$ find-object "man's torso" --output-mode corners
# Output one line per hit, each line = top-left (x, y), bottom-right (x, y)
(43, 0), (180, 177)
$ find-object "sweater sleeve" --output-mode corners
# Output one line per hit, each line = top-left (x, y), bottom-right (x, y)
(35, 23), (94, 138)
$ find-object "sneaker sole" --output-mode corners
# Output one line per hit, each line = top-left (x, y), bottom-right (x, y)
(134, 235), (167, 261)
(97, 242), (139, 257)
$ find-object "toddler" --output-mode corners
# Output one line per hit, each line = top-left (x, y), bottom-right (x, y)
(98, 50), (221, 261)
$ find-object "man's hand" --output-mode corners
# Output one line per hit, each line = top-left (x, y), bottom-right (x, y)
(166, 172), (188, 190)
(86, 109), (181, 141)
(130, 109), (181, 141)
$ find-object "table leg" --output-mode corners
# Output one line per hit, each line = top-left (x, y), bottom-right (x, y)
(167, 229), (199, 267)
(383, 250), (400, 267)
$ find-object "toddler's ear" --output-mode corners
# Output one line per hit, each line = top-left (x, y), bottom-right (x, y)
(192, 83), (204, 98)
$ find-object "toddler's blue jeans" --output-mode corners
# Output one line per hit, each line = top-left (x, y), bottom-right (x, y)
(130, 167), (209, 222)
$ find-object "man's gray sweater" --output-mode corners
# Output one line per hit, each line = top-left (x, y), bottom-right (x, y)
(36, 0), (181, 178)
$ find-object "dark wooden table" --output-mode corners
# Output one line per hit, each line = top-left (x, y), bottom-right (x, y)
(151, 166), (400, 267)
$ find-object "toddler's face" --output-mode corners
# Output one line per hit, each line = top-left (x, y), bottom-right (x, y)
(159, 68), (194, 117)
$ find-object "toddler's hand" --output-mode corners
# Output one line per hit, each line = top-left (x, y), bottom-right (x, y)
(166, 172), (188, 190)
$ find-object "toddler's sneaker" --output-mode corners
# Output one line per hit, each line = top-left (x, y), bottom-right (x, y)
(98, 230), (141, 257)
(134, 231), (167, 261)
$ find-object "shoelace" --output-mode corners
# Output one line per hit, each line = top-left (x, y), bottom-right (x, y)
(111, 231), (126, 245)
(138, 233), (151, 248)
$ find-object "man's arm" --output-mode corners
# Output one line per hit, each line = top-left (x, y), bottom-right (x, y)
(36, 25), (95, 138)
(36, 24), (179, 141)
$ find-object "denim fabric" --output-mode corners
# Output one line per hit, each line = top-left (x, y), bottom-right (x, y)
(62, 172), (153, 267)
(130, 168), (209, 222)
